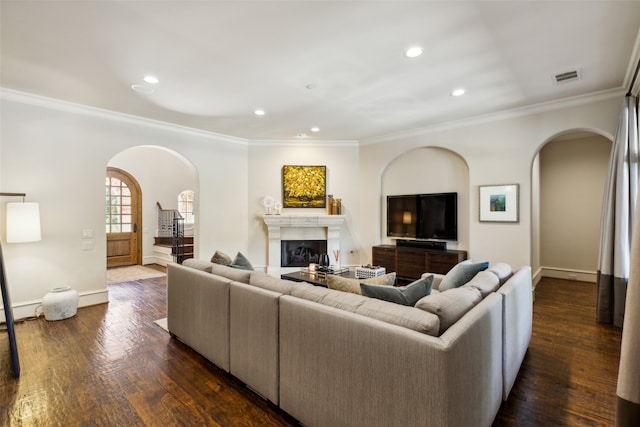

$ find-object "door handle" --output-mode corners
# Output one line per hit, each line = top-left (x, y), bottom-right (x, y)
(133, 223), (138, 233)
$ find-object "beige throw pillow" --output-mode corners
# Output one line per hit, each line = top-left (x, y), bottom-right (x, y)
(327, 272), (396, 295)
(210, 250), (232, 265)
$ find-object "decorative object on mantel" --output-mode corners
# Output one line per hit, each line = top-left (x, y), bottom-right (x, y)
(262, 195), (275, 214)
(282, 165), (326, 208)
(479, 184), (519, 223)
(274, 201), (282, 215)
(327, 195), (343, 215)
(42, 286), (79, 321)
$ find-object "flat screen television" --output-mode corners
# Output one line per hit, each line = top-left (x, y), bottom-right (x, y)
(386, 192), (458, 241)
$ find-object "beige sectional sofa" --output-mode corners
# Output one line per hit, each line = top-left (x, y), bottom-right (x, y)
(167, 259), (532, 427)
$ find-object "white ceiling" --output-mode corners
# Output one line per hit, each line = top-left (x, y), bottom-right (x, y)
(2, 1), (640, 142)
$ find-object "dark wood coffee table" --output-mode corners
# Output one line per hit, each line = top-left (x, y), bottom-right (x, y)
(281, 269), (358, 287)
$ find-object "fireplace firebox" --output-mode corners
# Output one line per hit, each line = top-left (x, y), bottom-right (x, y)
(281, 240), (327, 267)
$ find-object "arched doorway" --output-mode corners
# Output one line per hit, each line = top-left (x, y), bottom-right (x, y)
(106, 167), (143, 267)
(532, 130), (612, 282)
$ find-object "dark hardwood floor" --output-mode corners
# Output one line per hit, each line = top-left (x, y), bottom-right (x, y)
(1, 274), (622, 426)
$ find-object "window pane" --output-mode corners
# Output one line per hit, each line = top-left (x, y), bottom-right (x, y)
(122, 215), (131, 224)
(122, 187), (131, 196)
(111, 177), (120, 186)
(121, 197), (131, 206)
(111, 187), (121, 196)
(122, 206), (131, 215)
(106, 224), (110, 233)
(122, 224), (131, 232)
(112, 224), (121, 233)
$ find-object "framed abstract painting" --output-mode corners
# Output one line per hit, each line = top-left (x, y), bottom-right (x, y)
(282, 165), (326, 208)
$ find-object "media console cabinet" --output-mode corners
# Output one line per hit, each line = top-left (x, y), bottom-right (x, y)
(372, 244), (467, 283)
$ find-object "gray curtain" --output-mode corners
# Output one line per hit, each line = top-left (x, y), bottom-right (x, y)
(616, 183), (640, 425)
(597, 95), (639, 327)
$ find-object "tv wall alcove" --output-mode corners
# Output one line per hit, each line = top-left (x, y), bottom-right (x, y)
(381, 147), (469, 250)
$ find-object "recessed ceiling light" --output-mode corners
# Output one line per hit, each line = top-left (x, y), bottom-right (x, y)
(404, 46), (423, 58)
(451, 88), (465, 97)
(254, 109), (265, 116)
(310, 127), (320, 132)
(131, 84), (154, 94)
(144, 75), (159, 84)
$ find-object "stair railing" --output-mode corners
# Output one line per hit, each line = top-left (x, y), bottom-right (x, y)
(157, 202), (185, 263)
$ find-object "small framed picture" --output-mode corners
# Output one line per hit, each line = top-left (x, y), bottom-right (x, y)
(479, 184), (519, 222)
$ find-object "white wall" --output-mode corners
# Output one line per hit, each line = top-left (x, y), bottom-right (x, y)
(539, 134), (612, 279)
(108, 146), (197, 264)
(0, 90), (248, 320)
(358, 95), (621, 269)
(0, 88), (625, 321)
(246, 142), (361, 269)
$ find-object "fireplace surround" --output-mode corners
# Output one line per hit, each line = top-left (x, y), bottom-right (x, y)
(263, 215), (345, 275)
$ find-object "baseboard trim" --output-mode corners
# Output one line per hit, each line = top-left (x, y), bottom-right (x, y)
(1, 289), (109, 322)
(540, 267), (597, 283)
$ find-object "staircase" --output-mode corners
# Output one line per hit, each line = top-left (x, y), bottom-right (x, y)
(154, 202), (194, 265)
(153, 236), (194, 264)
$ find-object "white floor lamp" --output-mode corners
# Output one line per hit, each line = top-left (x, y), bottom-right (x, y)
(1, 192), (42, 378)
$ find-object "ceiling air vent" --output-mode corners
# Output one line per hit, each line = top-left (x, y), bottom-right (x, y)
(553, 69), (581, 85)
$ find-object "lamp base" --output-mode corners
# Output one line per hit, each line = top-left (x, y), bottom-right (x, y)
(43, 286), (79, 321)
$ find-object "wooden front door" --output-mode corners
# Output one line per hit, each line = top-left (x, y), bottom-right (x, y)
(106, 167), (142, 268)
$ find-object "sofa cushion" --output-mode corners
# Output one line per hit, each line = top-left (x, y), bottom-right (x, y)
(211, 263), (252, 283)
(415, 286), (482, 335)
(292, 282), (440, 336)
(290, 281), (333, 303)
(360, 275), (434, 306)
(182, 258), (214, 273)
(487, 262), (513, 284)
(249, 271), (294, 294)
(462, 271), (500, 297)
(438, 261), (489, 291)
(210, 250), (232, 265)
(355, 299), (440, 336)
(229, 252), (255, 271)
(326, 272), (396, 295)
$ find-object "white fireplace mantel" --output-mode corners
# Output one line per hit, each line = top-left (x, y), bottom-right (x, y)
(262, 215), (345, 275)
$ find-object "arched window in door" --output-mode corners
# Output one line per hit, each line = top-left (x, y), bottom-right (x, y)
(106, 176), (133, 233)
(178, 190), (195, 224)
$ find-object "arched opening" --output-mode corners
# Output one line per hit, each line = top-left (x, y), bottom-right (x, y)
(107, 146), (198, 269)
(531, 130), (613, 283)
(380, 146), (470, 251)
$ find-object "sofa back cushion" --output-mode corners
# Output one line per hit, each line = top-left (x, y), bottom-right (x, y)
(415, 286), (482, 335)
(211, 263), (252, 283)
(463, 271), (500, 297)
(291, 282), (440, 336)
(249, 271), (295, 295)
(326, 272), (396, 294)
(182, 258), (215, 273)
(355, 299), (440, 336)
(487, 262), (513, 285)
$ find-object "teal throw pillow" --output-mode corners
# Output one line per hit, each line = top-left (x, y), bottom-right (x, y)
(438, 261), (489, 291)
(361, 275), (434, 306)
(229, 252), (255, 271)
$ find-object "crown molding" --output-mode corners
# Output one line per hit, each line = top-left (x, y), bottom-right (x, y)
(250, 139), (359, 147)
(0, 88), (249, 146)
(360, 88), (626, 146)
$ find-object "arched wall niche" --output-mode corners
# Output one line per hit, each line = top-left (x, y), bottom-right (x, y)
(107, 145), (199, 266)
(531, 128), (613, 283)
(380, 146), (470, 250)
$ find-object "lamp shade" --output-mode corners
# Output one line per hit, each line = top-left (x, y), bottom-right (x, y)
(402, 211), (412, 225)
(6, 202), (41, 243)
